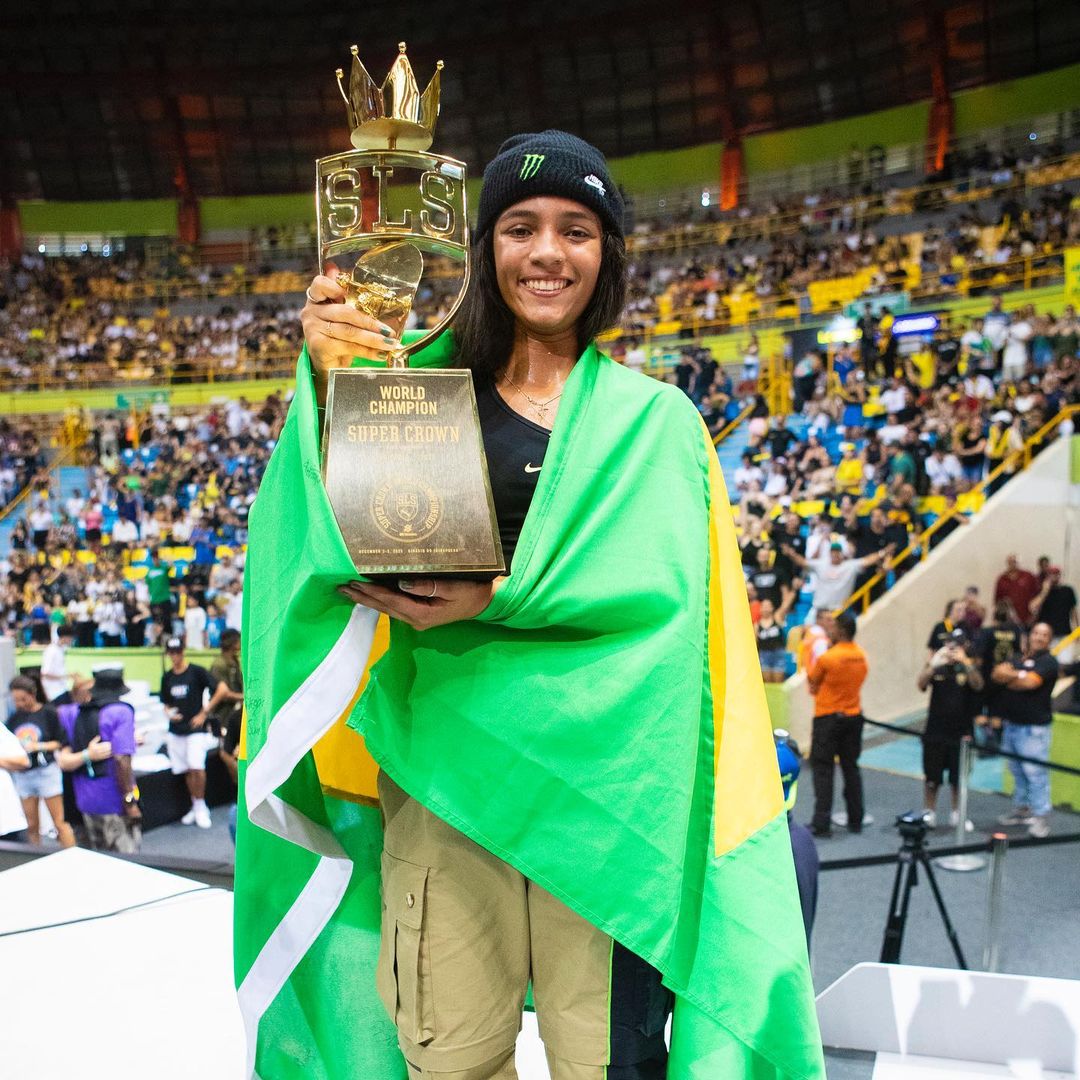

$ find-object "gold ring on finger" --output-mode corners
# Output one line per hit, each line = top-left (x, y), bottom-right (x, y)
(305, 287), (326, 305)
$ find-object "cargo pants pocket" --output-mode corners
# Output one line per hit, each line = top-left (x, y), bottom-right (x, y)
(377, 850), (436, 1046)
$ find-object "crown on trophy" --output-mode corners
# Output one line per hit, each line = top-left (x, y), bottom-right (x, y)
(335, 42), (443, 152)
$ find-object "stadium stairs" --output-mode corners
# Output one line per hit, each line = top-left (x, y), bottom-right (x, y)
(780, 435), (1078, 750)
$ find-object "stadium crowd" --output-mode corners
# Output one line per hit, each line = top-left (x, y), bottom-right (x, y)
(0, 393), (283, 648)
(3, 155), (1078, 391)
(678, 295), (1080, 678)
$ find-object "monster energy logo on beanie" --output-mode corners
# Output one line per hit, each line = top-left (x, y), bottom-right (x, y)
(520, 153), (545, 179)
(476, 129), (625, 240)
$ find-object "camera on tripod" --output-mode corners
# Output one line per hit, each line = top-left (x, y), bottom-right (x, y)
(895, 810), (929, 842)
(881, 811), (967, 968)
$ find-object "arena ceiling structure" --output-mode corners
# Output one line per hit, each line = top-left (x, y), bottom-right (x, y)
(2, 0), (1080, 203)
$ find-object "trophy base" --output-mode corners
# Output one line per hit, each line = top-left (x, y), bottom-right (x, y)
(322, 368), (505, 578)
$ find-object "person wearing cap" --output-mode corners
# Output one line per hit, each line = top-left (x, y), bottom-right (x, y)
(55, 667), (140, 854)
(159, 636), (223, 829)
(303, 127), (682, 1080)
(299, 131), (820, 1080)
(834, 442), (863, 496)
(917, 628), (984, 830)
(775, 732), (818, 945)
(786, 540), (891, 625)
(926, 599), (970, 659)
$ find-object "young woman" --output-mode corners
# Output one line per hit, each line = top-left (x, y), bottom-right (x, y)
(273, 131), (820, 1079)
(6, 675), (75, 848)
(756, 598), (789, 683)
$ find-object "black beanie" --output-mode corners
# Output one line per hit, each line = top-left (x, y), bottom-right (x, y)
(475, 130), (624, 241)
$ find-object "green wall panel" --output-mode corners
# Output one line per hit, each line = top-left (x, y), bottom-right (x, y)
(953, 63), (1080, 135)
(742, 102), (929, 174)
(19, 199), (179, 236)
(201, 193), (315, 231)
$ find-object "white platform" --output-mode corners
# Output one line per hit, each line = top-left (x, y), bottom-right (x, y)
(0, 848), (558, 1079)
(0, 849), (245, 1079)
(819, 962), (1080, 1078)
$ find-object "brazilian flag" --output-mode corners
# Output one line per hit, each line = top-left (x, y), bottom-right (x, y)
(235, 333), (824, 1079)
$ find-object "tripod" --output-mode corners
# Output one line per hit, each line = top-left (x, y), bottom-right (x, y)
(879, 814), (968, 968)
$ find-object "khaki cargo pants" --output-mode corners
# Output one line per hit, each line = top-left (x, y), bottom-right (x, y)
(376, 770), (672, 1080)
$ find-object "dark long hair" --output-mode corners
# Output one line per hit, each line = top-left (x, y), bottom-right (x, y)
(451, 227), (627, 381)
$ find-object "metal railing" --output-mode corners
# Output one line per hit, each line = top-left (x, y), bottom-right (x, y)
(0, 441), (78, 524)
(835, 404), (1080, 618)
(712, 402), (753, 447)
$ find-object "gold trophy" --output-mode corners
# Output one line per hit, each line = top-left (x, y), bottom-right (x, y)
(317, 43), (504, 578)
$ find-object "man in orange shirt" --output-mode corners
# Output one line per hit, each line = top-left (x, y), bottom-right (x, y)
(807, 612), (870, 837)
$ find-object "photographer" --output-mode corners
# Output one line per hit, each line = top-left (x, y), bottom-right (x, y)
(917, 629), (984, 830)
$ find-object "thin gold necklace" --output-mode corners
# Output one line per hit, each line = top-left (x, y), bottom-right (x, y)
(502, 373), (564, 424)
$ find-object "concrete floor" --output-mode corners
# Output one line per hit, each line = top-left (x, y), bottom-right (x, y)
(33, 759), (1077, 1079)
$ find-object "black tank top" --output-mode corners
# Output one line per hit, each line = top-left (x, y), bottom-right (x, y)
(475, 380), (550, 570)
(756, 619), (784, 653)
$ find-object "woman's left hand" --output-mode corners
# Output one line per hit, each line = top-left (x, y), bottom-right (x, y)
(337, 578), (502, 631)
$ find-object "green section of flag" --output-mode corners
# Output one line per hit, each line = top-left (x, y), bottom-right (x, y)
(237, 333), (823, 1079)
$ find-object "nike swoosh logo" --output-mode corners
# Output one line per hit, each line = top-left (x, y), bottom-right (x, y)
(524, 463), (542, 473)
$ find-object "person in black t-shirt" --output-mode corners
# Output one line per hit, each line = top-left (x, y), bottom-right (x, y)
(975, 603), (1025, 751)
(674, 349), (697, 399)
(755, 600), (788, 683)
(917, 630), (984, 829)
(926, 599), (969, 657)
(1032, 567), (1077, 643)
(848, 508), (893, 603)
(934, 327), (961, 386)
(765, 416), (798, 461)
(6, 675), (76, 847)
(993, 623), (1059, 838)
(160, 637), (222, 829)
(749, 547), (794, 619)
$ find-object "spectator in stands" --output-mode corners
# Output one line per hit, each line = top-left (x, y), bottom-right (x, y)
(160, 637), (221, 830)
(924, 445), (963, 493)
(56, 668), (141, 853)
(1031, 566), (1077, 650)
(0, 722), (29, 842)
(994, 553), (1041, 627)
(209, 628), (244, 742)
(94, 591), (124, 648)
(39, 622), (73, 702)
(1002, 306), (1034, 382)
(917, 629), (984, 830)
(789, 541), (892, 622)
(982, 295), (1010, 372)
(6, 675), (76, 847)
(145, 547), (174, 634)
(184, 594), (208, 650)
(954, 416), (987, 486)
(994, 622), (1058, 838)
(845, 507), (893, 603)
(755, 600), (788, 683)
(807, 613), (869, 837)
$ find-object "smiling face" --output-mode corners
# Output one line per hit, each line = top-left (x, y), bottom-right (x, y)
(493, 196), (603, 341)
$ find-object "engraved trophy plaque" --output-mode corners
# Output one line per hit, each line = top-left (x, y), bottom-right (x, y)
(316, 43), (504, 577)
